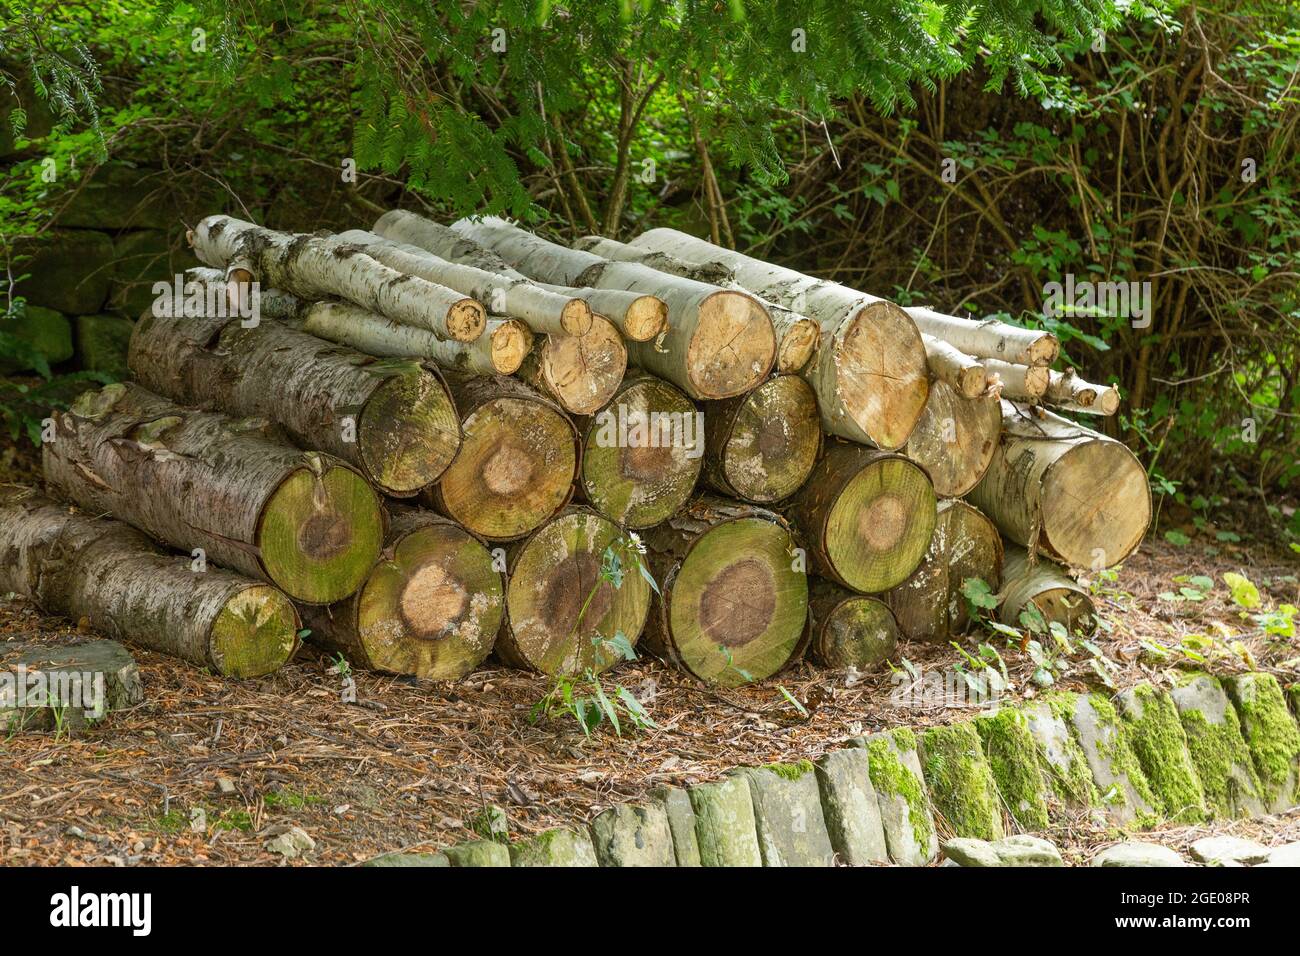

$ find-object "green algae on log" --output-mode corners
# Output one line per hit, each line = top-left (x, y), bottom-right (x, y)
(640, 496), (808, 686)
(43, 383), (383, 605)
(787, 441), (936, 594)
(701, 375), (821, 504)
(808, 578), (898, 670)
(497, 507), (652, 675)
(425, 372), (578, 542)
(577, 371), (702, 529)
(0, 488), (298, 677)
(300, 506), (504, 679)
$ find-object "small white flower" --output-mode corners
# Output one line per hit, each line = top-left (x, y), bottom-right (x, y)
(627, 531), (646, 554)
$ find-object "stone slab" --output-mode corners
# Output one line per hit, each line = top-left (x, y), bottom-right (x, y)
(855, 728), (938, 865)
(733, 762), (835, 867)
(687, 775), (761, 867)
(589, 802), (676, 867)
(815, 747), (889, 865)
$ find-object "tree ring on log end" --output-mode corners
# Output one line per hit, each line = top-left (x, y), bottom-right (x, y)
(815, 594), (898, 670)
(824, 455), (936, 593)
(482, 445), (534, 496)
(699, 558), (776, 647)
(358, 370), (460, 496)
(832, 301), (929, 450)
(1041, 439), (1150, 568)
(686, 291), (776, 399)
(717, 375), (820, 504)
(539, 317), (627, 415)
(398, 562), (469, 639)
(258, 464), (384, 604)
(210, 585), (300, 678)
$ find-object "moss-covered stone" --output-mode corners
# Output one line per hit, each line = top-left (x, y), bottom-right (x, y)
(2, 638), (142, 733)
(815, 748), (889, 866)
(0, 305), (73, 372)
(363, 851), (449, 867)
(111, 229), (199, 317)
(509, 827), (598, 867)
(75, 314), (134, 375)
(1068, 692), (1160, 827)
(1170, 673), (1265, 819)
(1024, 696), (1101, 816)
(919, 722), (1004, 841)
(857, 728), (937, 865)
(649, 784), (701, 867)
(442, 839), (510, 867)
(687, 775), (761, 867)
(733, 765), (835, 866)
(975, 709), (1052, 832)
(1223, 672), (1300, 814)
(1287, 683), (1300, 720)
(1117, 683), (1206, 824)
(14, 230), (114, 314)
(589, 802), (676, 867)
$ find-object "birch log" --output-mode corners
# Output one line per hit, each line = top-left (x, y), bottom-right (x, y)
(188, 215), (485, 341)
(129, 300), (460, 497)
(786, 442), (937, 594)
(965, 402), (1151, 568)
(515, 316), (627, 415)
(300, 506), (504, 679)
(904, 307), (1059, 366)
(1044, 369), (1121, 416)
(575, 234), (818, 371)
(334, 229), (593, 336)
(43, 383), (385, 604)
(702, 375), (821, 504)
(534, 282), (666, 342)
(883, 500), (1003, 644)
(441, 216), (776, 399)
(641, 497), (808, 686)
(899, 381), (1001, 498)
(985, 359), (1050, 400)
(498, 507), (652, 675)
(998, 545), (1097, 635)
(0, 488), (300, 677)
(628, 227), (928, 449)
(425, 373), (578, 542)
(808, 578), (899, 669)
(578, 372), (702, 529)
(923, 334), (987, 399)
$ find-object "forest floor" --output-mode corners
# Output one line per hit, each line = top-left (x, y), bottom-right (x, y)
(1, 443), (1298, 866)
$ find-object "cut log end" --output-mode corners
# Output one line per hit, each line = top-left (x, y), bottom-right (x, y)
(448, 298), (488, 342)
(211, 585), (301, 678)
(623, 295), (669, 342)
(688, 291), (776, 399)
(534, 317), (628, 415)
(832, 301), (929, 450)
(776, 317), (819, 373)
(999, 547), (1096, 635)
(434, 396), (576, 541)
(828, 457), (936, 593)
(956, 364), (988, 399)
(809, 583), (899, 670)
(1042, 439), (1150, 568)
(900, 381), (1001, 498)
(560, 298), (596, 337)
(582, 378), (702, 529)
(489, 319), (533, 374)
(651, 512), (808, 686)
(356, 522), (504, 679)
(358, 371), (461, 496)
(708, 375), (820, 504)
(257, 464), (385, 604)
(500, 510), (651, 675)
(1026, 334), (1060, 367)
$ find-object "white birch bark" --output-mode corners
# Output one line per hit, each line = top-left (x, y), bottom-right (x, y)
(905, 306), (1059, 366)
(985, 358), (1050, 400)
(923, 334), (987, 399)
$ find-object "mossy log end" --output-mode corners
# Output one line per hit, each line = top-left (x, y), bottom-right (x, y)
(0, 488), (299, 677)
(425, 373), (579, 542)
(702, 375), (821, 504)
(965, 402), (1151, 569)
(899, 380), (1001, 498)
(808, 578), (899, 670)
(787, 442), (937, 594)
(641, 496), (809, 686)
(577, 371), (702, 529)
(301, 506), (504, 679)
(497, 507), (652, 675)
(129, 302), (461, 496)
(998, 545), (1096, 635)
(884, 500), (1003, 644)
(43, 383), (384, 605)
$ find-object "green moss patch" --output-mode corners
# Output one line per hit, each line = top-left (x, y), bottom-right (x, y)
(763, 758), (815, 781)
(1117, 683), (1206, 824)
(1170, 673), (1265, 819)
(1080, 693), (1161, 828)
(1224, 673), (1300, 812)
(975, 709), (1052, 831)
(862, 730), (934, 861)
(919, 722), (1004, 840)
(1025, 694), (1101, 811)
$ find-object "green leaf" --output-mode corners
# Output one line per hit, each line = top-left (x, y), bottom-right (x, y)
(1164, 530), (1191, 546)
(1223, 571), (1260, 609)
(777, 685), (808, 718)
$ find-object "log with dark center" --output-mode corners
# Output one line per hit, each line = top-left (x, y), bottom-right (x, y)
(42, 383), (384, 605)
(424, 373), (578, 542)
(301, 506), (504, 679)
(702, 375), (821, 503)
(496, 507), (653, 675)
(0, 488), (299, 676)
(640, 496), (808, 686)
(808, 578), (899, 669)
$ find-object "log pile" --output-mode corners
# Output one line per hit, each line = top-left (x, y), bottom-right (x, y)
(4, 209), (1147, 686)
